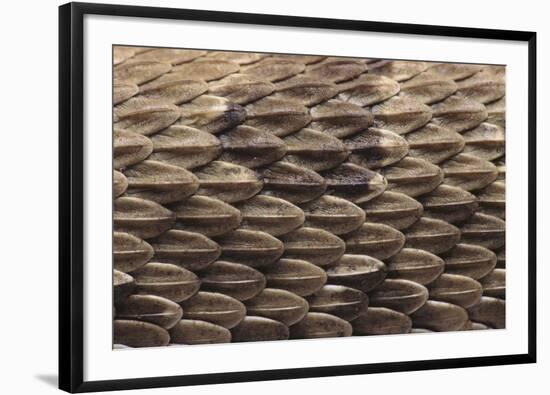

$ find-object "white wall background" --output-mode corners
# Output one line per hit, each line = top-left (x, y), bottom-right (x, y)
(0, 0), (546, 393)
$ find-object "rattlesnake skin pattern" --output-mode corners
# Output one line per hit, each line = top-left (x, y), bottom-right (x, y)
(112, 46), (505, 347)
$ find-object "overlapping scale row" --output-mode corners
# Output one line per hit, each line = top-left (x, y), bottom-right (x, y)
(112, 46), (506, 347)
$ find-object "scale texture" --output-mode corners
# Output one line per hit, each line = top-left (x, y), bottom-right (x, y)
(112, 46), (506, 347)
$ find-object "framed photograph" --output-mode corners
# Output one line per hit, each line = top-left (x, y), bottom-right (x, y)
(59, 2), (537, 393)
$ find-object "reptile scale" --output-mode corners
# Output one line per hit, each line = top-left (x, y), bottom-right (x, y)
(112, 46), (505, 347)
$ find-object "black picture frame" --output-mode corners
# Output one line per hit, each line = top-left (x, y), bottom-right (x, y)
(59, 2), (537, 393)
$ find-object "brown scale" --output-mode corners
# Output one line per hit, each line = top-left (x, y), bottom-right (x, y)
(208, 74), (275, 105)
(344, 128), (409, 169)
(130, 262), (201, 303)
(368, 279), (428, 315)
(114, 105), (181, 135)
(198, 261), (266, 301)
(149, 229), (221, 272)
(123, 160), (199, 204)
(215, 229), (284, 268)
(179, 291), (246, 329)
(217, 125), (287, 168)
(360, 191), (423, 230)
(385, 248), (445, 285)
(261, 258), (327, 296)
(273, 75), (340, 107)
(280, 227), (346, 266)
(325, 254), (387, 293)
(352, 307), (412, 335)
(306, 285), (369, 321)
(410, 300), (468, 332)
(283, 128), (350, 171)
(301, 195), (365, 235)
(427, 274), (483, 308)
(244, 288), (309, 326)
(115, 294), (183, 329)
(290, 312), (353, 339)
(344, 223), (406, 260)
(112, 48), (506, 346)
(115, 79), (207, 119)
(234, 195), (305, 236)
(231, 316), (289, 342)
(177, 95), (246, 134)
(113, 232), (153, 273)
(148, 125), (222, 170)
(170, 320), (231, 345)
(405, 123), (465, 164)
